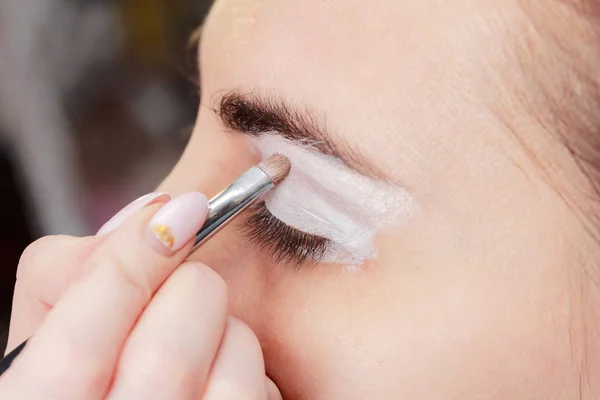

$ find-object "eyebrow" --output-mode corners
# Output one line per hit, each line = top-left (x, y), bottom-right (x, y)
(214, 92), (386, 180)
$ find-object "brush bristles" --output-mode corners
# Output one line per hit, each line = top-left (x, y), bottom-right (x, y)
(257, 154), (291, 185)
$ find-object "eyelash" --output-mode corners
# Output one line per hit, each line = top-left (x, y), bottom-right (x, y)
(241, 203), (330, 267)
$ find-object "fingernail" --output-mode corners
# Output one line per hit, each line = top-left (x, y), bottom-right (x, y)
(97, 193), (170, 236)
(147, 192), (209, 253)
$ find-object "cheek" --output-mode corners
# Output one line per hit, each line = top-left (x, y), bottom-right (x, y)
(253, 243), (577, 399)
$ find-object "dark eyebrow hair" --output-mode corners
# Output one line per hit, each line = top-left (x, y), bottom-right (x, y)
(214, 92), (385, 180)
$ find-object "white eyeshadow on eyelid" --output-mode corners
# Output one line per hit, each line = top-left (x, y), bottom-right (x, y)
(249, 134), (417, 266)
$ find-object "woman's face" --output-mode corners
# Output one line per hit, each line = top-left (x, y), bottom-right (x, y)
(160, 0), (598, 398)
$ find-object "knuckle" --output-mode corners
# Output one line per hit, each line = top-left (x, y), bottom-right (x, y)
(88, 226), (154, 303)
(102, 249), (153, 303)
(17, 236), (67, 281)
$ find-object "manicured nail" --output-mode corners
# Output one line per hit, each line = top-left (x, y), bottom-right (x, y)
(147, 192), (209, 253)
(97, 193), (170, 236)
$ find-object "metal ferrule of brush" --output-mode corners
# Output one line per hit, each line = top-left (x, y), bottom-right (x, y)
(194, 166), (274, 246)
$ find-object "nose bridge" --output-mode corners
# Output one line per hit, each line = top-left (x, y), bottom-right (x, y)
(158, 111), (268, 325)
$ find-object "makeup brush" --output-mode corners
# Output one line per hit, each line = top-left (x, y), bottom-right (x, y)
(0, 154), (291, 376)
(194, 154), (291, 247)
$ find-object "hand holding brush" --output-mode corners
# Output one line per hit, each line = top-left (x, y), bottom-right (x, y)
(0, 156), (289, 399)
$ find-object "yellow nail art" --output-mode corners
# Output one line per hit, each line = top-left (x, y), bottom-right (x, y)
(152, 225), (175, 249)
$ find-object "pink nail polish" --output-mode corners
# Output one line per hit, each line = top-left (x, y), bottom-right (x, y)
(147, 192), (209, 252)
(97, 193), (169, 236)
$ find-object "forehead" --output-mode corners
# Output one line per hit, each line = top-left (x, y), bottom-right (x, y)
(201, 0), (523, 186)
(202, 0), (398, 94)
(201, 0), (509, 84)
(202, 0), (476, 88)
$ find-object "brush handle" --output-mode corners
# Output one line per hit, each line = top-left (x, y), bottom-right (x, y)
(0, 340), (27, 376)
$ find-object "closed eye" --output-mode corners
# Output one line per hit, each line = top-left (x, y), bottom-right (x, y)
(241, 203), (331, 268)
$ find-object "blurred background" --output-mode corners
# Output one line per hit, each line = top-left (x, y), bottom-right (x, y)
(0, 0), (214, 349)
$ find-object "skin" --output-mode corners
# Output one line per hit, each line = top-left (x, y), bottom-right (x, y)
(160, 0), (600, 398)
(1, 196), (281, 399)
(3, 0), (600, 399)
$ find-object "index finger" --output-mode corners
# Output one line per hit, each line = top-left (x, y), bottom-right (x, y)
(5, 192), (209, 399)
